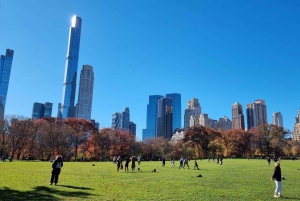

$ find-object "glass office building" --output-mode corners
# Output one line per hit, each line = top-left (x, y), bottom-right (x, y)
(0, 49), (14, 109)
(142, 95), (163, 140)
(157, 97), (173, 140)
(59, 15), (82, 118)
(166, 93), (181, 132)
(32, 102), (53, 119)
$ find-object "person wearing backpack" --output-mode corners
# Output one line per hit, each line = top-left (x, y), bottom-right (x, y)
(50, 155), (63, 185)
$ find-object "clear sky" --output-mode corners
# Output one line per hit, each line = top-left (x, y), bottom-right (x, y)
(0, 0), (299, 140)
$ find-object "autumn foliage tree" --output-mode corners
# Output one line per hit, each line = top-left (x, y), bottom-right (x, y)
(183, 126), (221, 158)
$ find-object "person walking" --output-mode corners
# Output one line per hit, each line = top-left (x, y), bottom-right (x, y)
(271, 162), (282, 198)
(171, 158), (175, 168)
(116, 156), (122, 172)
(131, 156), (136, 171)
(194, 160), (200, 170)
(124, 157), (130, 172)
(50, 155), (63, 185)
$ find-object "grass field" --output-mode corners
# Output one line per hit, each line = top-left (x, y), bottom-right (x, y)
(0, 159), (299, 201)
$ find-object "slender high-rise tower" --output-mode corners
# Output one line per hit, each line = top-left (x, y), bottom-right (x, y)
(157, 97), (173, 140)
(272, 112), (283, 127)
(232, 102), (245, 130)
(166, 93), (181, 132)
(75, 65), (94, 120)
(142, 95), (164, 140)
(0, 49), (14, 113)
(59, 15), (82, 118)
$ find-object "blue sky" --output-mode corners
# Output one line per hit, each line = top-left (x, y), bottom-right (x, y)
(0, 1), (299, 140)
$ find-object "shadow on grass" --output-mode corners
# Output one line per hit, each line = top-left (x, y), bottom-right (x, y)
(58, 184), (93, 190)
(0, 186), (97, 201)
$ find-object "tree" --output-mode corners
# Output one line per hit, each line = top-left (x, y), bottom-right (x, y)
(183, 126), (220, 158)
(64, 118), (95, 161)
(109, 129), (135, 157)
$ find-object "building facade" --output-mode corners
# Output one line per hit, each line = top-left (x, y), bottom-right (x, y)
(215, 116), (232, 131)
(157, 97), (173, 140)
(232, 102), (245, 130)
(166, 93), (181, 132)
(293, 110), (300, 141)
(75, 65), (94, 120)
(129, 121), (136, 136)
(272, 112), (283, 127)
(246, 99), (267, 130)
(142, 95), (163, 140)
(111, 107), (131, 132)
(190, 115), (199, 128)
(59, 15), (82, 118)
(0, 49), (14, 114)
(184, 98), (201, 131)
(32, 102), (53, 119)
(199, 113), (210, 127)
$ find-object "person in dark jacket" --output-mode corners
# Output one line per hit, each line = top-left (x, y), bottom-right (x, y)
(271, 162), (282, 198)
(50, 155), (63, 185)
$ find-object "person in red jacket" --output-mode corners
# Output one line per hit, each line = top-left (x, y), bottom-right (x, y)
(50, 155), (63, 185)
(271, 162), (282, 198)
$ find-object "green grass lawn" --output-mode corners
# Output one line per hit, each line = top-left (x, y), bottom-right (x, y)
(0, 159), (299, 201)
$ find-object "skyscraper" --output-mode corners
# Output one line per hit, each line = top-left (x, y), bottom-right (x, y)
(293, 110), (300, 141)
(0, 49), (14, 113)
(75, 65), (94, 120)
(59, 15), (82, 118)
(32, 103), (44, 120)
(129, 121), (136, 136)
(44, 102), (53, 117)
(142, 95), (163, 140)
(111, 107), (131, 131)
(272, 112), (283, 127)
(246, 99), (267, 130)
(111, 112), (121, 129)
(184, 98), (201, 130)
(157, 97), (173, 140)
(166, 93), (181, 132)
(232, 102), (245, 130)
(32, 102), (53, 119)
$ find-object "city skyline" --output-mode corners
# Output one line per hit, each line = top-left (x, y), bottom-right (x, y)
(1, 1), (300, 140)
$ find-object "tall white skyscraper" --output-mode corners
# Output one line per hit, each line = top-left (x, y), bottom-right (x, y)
(75, 65), (94, 120)
(246, 99), (268, 130)
(184, 98), (201, 130)
(272, 112), (283, 127)
(293, 110), (300, 141)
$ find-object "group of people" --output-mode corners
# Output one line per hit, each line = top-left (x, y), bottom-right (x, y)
(48, 153), (284, 199)
(1, 156), (12, 162)
(115, 155), (141, 172)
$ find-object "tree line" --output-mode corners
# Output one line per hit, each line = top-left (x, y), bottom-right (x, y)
(0, 115), (299, 161)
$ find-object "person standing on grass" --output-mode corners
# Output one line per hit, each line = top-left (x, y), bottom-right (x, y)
(162, 155), (166, 167)
(171, 158), (175, 168)
(116, 156), (122, 172)
(194, 160), (200, 170)
(50, 155), (63, 185)
(267, 157), (271, 166)
(137, 155), (141, 165)
(131, 156), (136, 171)
(271, 162), (283, 198)
(124, 157), (130, 172)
